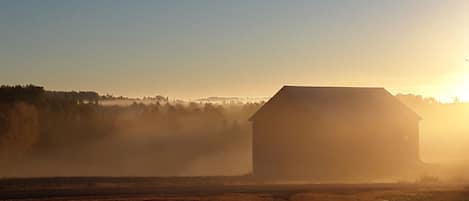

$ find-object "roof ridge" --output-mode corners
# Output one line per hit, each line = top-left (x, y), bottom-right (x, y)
(249, 85), (421, 121)
(282, 85), (385, 89)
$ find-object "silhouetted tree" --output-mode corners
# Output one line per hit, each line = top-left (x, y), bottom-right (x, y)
(0, 85), (45, 105)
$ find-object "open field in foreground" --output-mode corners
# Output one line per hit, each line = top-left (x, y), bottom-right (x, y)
(1, 177), (469, 201)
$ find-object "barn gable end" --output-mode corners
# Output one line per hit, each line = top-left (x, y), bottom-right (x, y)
(250, 86), (422, 181)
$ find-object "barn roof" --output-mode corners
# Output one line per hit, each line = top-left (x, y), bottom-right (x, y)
(249, 86), (422, 121)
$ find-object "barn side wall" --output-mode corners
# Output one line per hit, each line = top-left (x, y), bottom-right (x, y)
(252, 112), (421, 181)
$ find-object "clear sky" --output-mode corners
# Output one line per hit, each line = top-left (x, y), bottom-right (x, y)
(1, 0), (468, 101)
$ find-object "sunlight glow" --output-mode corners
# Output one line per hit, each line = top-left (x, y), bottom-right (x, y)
(456, 74), (469, 102)
(433, 63), (469, 103)
(447, 66), (469, 103)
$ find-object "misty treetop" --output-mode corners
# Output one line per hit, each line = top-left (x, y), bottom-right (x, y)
(0, 85), (45, 105)
(0, 84), (467, 177)
(0, 85), (262, 177)
(0, 85), (99, 106)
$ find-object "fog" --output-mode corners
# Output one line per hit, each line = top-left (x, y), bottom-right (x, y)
(0, 86), (260, 177)
(1, 86), (468, 181)
(396, 94), (469, 164)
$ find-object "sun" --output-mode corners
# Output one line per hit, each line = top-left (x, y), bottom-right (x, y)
(452, 64), (469, 102)
(454, 79), (469, 102)
(438, 64), (469, 103)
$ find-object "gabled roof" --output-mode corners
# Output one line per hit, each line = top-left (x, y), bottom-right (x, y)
(249, 86), (422, 121)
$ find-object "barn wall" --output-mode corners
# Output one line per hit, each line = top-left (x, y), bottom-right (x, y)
(252, 111), (421, 181)
(252, 107), (318, 179)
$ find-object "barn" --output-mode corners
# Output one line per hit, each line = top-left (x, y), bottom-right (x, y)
(249, 86), (422, 181)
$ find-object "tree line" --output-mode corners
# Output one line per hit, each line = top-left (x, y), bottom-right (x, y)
(0, 84), (262, 177)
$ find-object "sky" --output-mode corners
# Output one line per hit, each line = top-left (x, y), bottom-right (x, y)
(1, 0), (469, 102)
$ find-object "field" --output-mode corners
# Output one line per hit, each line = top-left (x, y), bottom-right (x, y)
(1, 177), (469, 201)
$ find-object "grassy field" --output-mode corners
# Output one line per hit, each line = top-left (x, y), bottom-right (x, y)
(1, 177), (469, 201)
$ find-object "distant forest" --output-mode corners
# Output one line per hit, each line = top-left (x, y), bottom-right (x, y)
(0, 85), (260, 177)
(0, 85), (468, 177)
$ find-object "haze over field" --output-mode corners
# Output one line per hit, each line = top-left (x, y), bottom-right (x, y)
(1, 0), (469, 187)
(4, 2), (469, 201)
(0, 85), (468, 180)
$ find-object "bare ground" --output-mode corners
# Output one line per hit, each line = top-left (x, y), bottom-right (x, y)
(1, 177), (468, 201)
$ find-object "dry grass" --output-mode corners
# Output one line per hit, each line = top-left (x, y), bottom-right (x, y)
(1, 177), (469, 201)
(8, 190), (469, 201)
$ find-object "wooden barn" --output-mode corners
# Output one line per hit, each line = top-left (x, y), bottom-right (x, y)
(249, 86), (422, 181)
